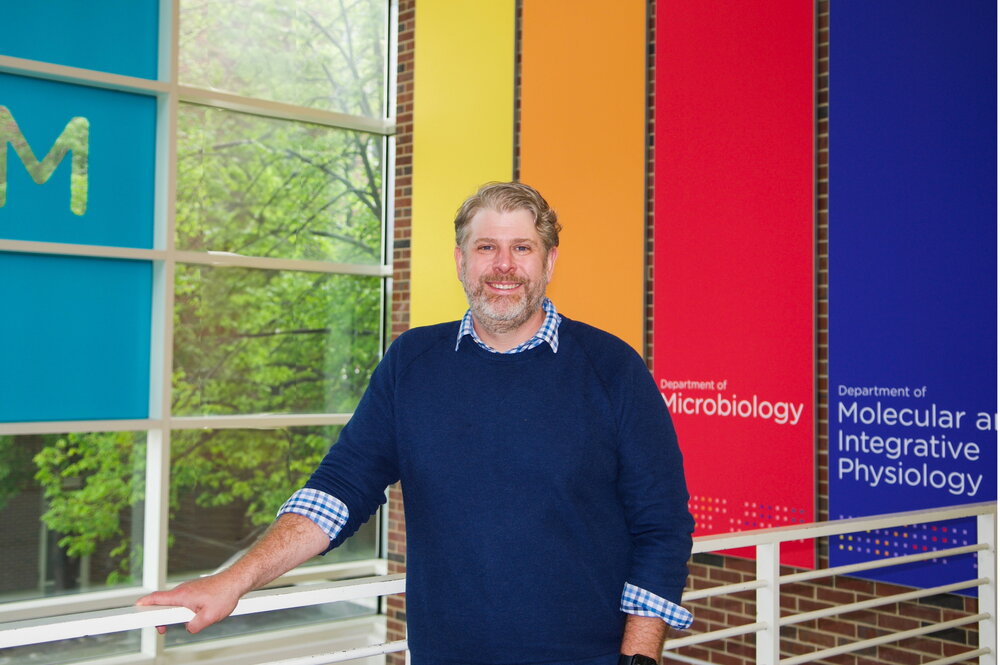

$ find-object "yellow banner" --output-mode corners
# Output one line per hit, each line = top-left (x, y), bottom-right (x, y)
(410, 0), (516, 328)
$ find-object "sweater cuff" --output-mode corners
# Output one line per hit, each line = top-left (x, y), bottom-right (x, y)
(621, 582), (693, 630)
(277, 488), (349, 542)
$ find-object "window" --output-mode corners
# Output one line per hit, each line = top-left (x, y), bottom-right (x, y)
(0, 1), (394, 662)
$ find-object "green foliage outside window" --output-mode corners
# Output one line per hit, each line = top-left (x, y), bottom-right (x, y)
(33, 432), (145, 586)
(179, 0), (386, 117)
(0, 0), (388, 593)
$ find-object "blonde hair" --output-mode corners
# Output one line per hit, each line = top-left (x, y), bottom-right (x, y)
(454, 181), (561, 252)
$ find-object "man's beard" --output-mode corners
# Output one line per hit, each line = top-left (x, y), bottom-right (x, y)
(460, 265), (548, 337)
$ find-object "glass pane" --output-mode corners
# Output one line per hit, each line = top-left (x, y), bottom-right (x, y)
(0, 631), (140, 665)
(179, 0), (387, 117)
(166, 595), (375, 647)
(2, 1), (158, 79)
(172, 265), (381, 416)
(167, 427), (378, 579)
(0, 254), (152, 422)
(0, 432), (145, 603)
(175, 105), (384, 264)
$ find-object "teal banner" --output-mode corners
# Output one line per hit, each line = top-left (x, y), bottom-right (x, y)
(1, 73), (156, 248)
(2, 0), (159, 79)
(0, 253), (152, 422)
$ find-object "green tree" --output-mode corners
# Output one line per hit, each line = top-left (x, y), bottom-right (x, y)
(33, 433), (145, 585)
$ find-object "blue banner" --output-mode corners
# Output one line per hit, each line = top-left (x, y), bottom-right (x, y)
(829, 1), (997, 590)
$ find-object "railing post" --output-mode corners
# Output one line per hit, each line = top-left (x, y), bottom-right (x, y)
(140, 426), (172, 659)
(756, 541), (780, 665)
(979, 511), (996, 665)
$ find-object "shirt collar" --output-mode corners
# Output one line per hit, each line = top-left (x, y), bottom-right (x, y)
(455, 298), (562, 354)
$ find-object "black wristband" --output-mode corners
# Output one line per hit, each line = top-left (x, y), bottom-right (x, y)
(618, 655), (658, 665)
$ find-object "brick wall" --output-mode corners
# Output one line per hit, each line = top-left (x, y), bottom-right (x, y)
(644, 0), (655, 368)
(385, 1), (414, 661)
(388, 2), (983, 663)
(391, 0), (414, 346)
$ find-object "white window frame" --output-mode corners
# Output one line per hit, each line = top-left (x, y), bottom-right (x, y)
(0, 0), (397, 660)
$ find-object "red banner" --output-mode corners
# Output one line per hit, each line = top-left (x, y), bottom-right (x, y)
(653, 0), (815, 567)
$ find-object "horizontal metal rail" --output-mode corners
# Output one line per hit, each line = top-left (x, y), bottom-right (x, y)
(779, 542), (987, 584)
(691, 501), (995, 553)
(266, 639), (409, 665)
(780, 613), (989, 665)
(682, 579), (766, 602)
(663, 621), (767, 650)
(924, 649), (991, 665)
(0, 502), (993, 664)
(0, 574), (405, 649)
(661, 653), (715, 665)
(679, 542), (986, 605)
(780, 577), (988, 626)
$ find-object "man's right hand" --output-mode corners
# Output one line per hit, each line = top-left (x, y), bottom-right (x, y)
(134, 513), (330, 634)
(136, 572), (243, 634)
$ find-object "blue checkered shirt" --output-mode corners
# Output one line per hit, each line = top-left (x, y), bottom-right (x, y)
(279, 298), (693, 630)
(455, 297), (562, 353)
(278, 488), (349, 537)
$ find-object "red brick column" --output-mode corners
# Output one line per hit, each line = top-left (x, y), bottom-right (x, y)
(386, 1), (414, 661)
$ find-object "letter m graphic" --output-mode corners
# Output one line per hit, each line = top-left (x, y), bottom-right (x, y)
(0, 106), (89, 216)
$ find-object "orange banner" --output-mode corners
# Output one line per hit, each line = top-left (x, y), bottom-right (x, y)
(520, 0), (647, 353)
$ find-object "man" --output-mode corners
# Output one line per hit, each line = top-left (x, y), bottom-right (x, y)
(138, 182), (694, 665)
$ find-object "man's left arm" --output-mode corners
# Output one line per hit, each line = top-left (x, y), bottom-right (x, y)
(618, 581), (692, 661)
(620, 614), (668, 661)
(614, 354), (696, 661)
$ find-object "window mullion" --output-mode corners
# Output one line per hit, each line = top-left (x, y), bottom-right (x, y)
(142, 1), (180, 657)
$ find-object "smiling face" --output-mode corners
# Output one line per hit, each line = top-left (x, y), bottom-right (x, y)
(455, 207), (557, 344)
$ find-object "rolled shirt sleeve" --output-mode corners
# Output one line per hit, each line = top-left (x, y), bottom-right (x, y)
(621, 582), (693, 629)
(277, 487), (349, 542)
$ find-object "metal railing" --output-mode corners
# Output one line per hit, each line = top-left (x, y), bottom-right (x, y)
(671, 501), (995, 665)
(0, 502), (994, 665)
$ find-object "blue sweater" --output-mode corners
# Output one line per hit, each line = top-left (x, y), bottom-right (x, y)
(305, 317), (693, 665)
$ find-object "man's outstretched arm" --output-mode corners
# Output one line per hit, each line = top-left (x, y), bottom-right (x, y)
(136, 513), (329, 634)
